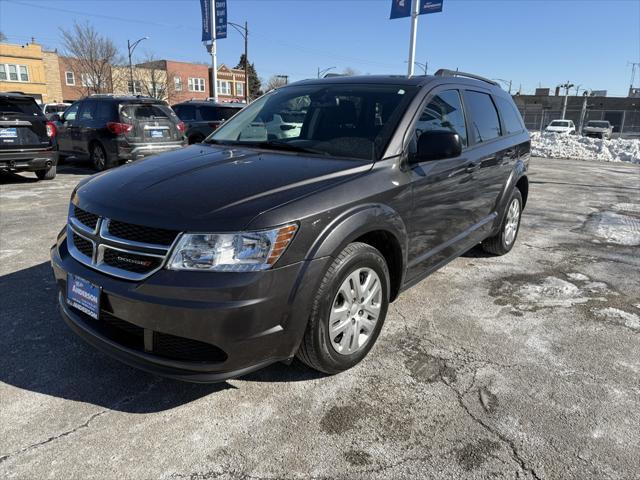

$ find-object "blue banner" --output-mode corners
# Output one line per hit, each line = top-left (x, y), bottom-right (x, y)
(390, 0), (443, 19)
(200, 0), (212, 42)
(215, 0), (227, 39)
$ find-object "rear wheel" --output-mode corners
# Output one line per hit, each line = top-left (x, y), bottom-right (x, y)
(90, 143), (112, 171)
(482, 188), (523, 255)
(35, 165), (56, 180)
(296, 242), (390, 374)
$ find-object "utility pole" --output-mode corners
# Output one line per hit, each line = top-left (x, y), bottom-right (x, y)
(629, 62), (640, 96)
(578, 90), (592, 134)
(127, 36), (148, 94)
(407, 0), (419, 77)
(559, 81), (574, 119)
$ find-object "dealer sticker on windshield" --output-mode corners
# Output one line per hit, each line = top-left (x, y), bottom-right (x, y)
(67, 274), (101, 319)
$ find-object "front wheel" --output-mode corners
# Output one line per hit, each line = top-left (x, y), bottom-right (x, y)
(296, 242), (390, 374)
(482, 188), (523, 255)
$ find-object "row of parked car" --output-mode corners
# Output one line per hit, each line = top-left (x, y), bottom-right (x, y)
(544, 119), (614, 139)
(0, 92), (253, 180)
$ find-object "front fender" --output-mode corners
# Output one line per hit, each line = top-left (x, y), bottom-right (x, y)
(305, 203), (408, 264)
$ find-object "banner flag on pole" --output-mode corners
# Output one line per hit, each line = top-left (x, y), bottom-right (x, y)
(390, 0), (443, 19)
(200, 0), (212, 42)
(215, 0), (228, 39)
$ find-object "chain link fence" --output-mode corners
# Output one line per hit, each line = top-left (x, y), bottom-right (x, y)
(517, 105), (640, 138)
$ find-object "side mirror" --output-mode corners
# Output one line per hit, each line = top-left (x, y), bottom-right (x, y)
(412, 131), (462, 163)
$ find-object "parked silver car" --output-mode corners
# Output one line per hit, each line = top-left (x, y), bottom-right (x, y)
(582, 120), (613, 139)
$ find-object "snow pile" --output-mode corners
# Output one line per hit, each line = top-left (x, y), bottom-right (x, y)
(530, 131), (640, 163)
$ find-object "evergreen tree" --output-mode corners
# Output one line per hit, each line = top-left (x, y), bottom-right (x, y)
(235, 54), (262, 99)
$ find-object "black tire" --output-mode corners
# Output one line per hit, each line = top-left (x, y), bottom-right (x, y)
(35, 165), (57, 180)
(90, 143), (112, 171)
(296, 242), (390, 374)
(482, 188), (523, 255)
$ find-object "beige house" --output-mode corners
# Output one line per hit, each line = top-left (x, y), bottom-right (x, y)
(112, 65), (168, 101)
(0, 41), (57, 104)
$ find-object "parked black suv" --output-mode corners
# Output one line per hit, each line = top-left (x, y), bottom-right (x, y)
(51, 71), (530, 382)
(55, 95), (186, 170)
(172, 100), (244, 144)
(1, 92), (58, 180)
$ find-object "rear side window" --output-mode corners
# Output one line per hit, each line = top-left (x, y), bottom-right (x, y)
(495, 97), (524, 135)
(79, 101), (97, 120)
(0, 97), (43, 116)
(199, 106), (240, 122)
(463, 91), (501, 143)
(96, 102), (114, 121)
(174, 104), (196, 121)
(415, 89), (468, 147)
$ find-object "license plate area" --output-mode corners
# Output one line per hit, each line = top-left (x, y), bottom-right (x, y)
(67, 273), (101, 319)
(0, 128), (18, 141)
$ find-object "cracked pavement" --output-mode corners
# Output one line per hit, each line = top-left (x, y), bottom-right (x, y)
(1, 157), (639, 479)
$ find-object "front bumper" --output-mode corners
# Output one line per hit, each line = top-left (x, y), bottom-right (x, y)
(117, 141), (186, 161)
(51, 233), (329, 382)
(0, 149), (57, 171)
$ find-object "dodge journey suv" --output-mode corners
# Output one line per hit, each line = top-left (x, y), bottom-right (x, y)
(51, 70), (530, 382)
(56, 95), (186, 170)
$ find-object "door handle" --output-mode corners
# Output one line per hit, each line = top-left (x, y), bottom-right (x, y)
(465, 162), (481, 173)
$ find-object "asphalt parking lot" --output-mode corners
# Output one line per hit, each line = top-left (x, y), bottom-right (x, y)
(1, 157), (639, 480)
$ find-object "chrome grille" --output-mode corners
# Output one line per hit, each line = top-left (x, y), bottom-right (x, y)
(67, 205), (180, 281)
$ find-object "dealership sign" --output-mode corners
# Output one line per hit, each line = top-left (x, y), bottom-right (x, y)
(201, 0), (227, 42)
(390, 0), (443, 19)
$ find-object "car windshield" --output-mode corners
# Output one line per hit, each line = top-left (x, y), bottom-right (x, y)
(550, 121), (569, 127)
(587, 121), (609, 128)
(208, 83), (418, 161)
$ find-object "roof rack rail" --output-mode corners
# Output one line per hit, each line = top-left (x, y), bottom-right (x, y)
(434, 69), (499, 87)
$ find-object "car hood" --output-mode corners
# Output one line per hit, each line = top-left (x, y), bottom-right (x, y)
(73, 144), (372, 231)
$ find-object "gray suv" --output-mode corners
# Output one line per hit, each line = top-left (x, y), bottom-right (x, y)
(56, 95), (186, 171)
(51, 71), (530, 382)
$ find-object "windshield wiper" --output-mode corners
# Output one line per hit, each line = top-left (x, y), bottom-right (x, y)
(252, 140), (329, 156)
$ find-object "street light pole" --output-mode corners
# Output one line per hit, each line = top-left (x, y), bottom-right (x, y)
(228, 21), (249, 103)
(559, 81), (575, 120)
(127, 36), (149, 93)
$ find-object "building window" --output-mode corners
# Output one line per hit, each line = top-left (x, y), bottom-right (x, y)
(216, 80), (231, 96)
(65, 71), (75, 86)
(0, 64), (29, 82)
(81, 73), (99, 88)
(174, 76), (182, 91)
(235, 81), (244, 97)
(188, 77), (206, 92)
(128, 80), (142, 95)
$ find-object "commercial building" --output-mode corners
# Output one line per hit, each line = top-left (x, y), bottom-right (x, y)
(58, 56), (114, 102)
(112, 65), (168, 100)
(211, 64), (247, 102)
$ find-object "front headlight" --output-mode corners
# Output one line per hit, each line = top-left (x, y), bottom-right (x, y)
(167, 224), (298, 272)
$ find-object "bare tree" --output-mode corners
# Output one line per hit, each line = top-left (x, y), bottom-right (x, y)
(264, 75), (287, 92)
(134, 52), (168, 101)
(60, 21), (122, 95)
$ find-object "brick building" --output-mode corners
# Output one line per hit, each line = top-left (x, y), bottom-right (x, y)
(58, 56), (114, 102)
(211, 64), (247, 102)
(138, 60), (210, 105)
